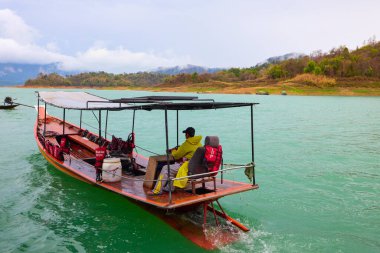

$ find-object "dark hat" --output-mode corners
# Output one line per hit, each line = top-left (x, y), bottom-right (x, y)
(182, 127), (195, 137)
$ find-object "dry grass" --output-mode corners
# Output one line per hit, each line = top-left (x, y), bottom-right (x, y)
(288, 74), (336, 88)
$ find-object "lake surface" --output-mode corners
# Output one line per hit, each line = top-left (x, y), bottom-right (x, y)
(1, 87), (379, 253)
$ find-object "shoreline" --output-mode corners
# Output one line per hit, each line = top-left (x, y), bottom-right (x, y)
(4, 84), (380, 96)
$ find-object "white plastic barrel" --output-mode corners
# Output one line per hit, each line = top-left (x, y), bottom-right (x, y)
(102, 158), (122, 182)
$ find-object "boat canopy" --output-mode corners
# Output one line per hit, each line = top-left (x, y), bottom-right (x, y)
(37, 91), (129, 110)
(37, 91), (258, 111)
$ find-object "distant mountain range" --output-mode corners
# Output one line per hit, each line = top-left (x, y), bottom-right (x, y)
(0, 63), (224, 86)
(0, 63), (74, 86)
(0, 54), (304, 86)
(153, 64), (224, 75)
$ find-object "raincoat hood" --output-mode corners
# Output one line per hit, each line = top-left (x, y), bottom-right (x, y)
(171, 135), (202, 160)
(186, 135), (202, 145)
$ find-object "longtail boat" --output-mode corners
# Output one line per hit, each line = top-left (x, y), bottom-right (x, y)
(34, 91), (259, 249)
(1, 96), (19, 109)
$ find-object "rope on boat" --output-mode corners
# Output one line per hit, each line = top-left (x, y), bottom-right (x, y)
(81, 121), (101, 132)
(134, 145), (160, 156)
(171, 165), (251, 181)
(14, 102), (34, 108)
(223, 163), (246, 167)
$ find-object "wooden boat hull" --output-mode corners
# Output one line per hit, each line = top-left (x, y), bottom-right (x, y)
(0, 104), (18, 109)
(33, 112), (258, 249)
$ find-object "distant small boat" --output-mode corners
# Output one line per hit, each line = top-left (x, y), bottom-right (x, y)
(281, 90), (287, 95)
(256, 91), (269, 95)
(1, 96), (18, 109)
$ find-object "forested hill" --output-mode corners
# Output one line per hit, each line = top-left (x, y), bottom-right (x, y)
(24, 72), (167, 87)
(24, 40), (380, 88)
(162, 40), (380, 86)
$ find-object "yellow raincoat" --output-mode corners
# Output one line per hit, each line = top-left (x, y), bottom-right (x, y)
(172, 135), (202, 188)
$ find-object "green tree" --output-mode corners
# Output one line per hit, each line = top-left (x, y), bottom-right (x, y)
(228, 68), (241, 77)
(267, 65), (285, 79)
(313, 66), (322, 75)
(304, 60), (316, 73)
(191, 72), (199, 83)
(365, 66), (373, 77)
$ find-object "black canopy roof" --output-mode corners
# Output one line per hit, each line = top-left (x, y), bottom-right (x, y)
(37, 92), (258, 111)
(123, 101), (257, 111)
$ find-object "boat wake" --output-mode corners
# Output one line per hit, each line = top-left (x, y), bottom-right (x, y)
(180, 208), (274, 252)
(219, 224), (274, 253)
(177, 206), (254, 249)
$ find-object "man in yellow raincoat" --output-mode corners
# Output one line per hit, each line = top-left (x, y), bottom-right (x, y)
(148, 127), (202, 195)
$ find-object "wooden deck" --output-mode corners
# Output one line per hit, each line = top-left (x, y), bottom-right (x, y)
(35, 109), (258, 210)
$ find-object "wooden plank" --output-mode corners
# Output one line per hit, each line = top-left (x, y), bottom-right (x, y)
(69, 134), (99, 151)
(143, 155), (174, 189)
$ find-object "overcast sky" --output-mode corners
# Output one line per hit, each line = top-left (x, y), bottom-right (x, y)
(0, 0), (379, 73)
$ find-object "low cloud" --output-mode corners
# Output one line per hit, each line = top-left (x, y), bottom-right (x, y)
(59, 46), (186, 73)
(0, 9), (186, 73)
(0, 38), (70, 64)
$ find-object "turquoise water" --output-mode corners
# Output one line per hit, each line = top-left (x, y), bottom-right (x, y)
(0, 87), (379, 253)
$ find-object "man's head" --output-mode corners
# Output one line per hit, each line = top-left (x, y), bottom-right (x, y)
(182, 127), (195, 138)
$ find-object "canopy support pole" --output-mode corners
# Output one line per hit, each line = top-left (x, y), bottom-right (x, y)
(105, 110), (108, 139)
(80, 110), (82, 130)
(44, 102), (46, 136)
(250, 105), (255, 185)
(98, 110), (102, 141)
(63, 109), (66, 135)
(164, 108), (172, 204)
(37, 93), (39, 121)
(132, 110), (136, 133)
(176, 110), (179, 147)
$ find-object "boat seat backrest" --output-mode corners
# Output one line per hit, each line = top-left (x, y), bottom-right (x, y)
(188, 147), (208, 179)
(205, 136), (219, 148)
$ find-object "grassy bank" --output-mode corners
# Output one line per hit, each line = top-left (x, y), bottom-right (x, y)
(17, 81), (380, 96)
(151, 83), (380, 96)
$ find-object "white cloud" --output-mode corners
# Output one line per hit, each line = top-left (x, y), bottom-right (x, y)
(0, 9), (38, 43)
(59, 46), (189, 73)
(0, 38), (70, 64)
(0, 8), (187, 73)
(45, 42), (60, 52)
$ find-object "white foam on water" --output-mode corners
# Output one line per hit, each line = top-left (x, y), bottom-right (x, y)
(218, 220), (275, 253)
